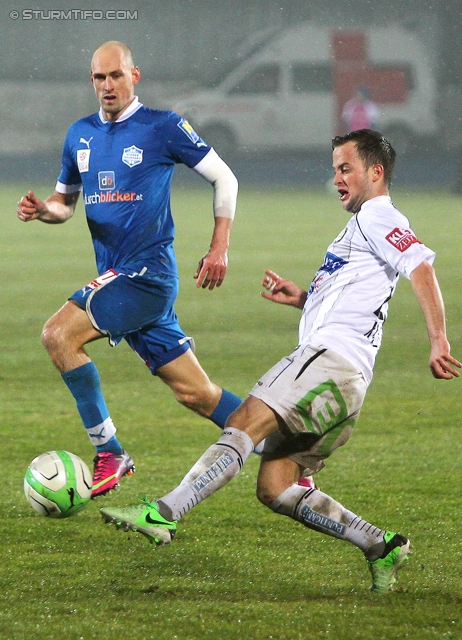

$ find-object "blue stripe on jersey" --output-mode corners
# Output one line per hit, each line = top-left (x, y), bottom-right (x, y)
(308, 251), (348, 296)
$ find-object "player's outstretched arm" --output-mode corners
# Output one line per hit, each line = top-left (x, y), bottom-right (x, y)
(410, 260), (461, 379)
(261, 269), (308, 309)
(17, 190), (79, 224)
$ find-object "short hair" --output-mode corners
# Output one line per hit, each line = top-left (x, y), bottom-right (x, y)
(91, 41), (135, 69)
(332, 129), (396, 187)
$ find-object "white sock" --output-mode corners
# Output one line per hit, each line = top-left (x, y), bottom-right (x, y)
(157, 427), (254, 521)
(270, 483), (386, 558)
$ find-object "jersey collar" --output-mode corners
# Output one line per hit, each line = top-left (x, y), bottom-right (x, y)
(98, 96), (143, 124)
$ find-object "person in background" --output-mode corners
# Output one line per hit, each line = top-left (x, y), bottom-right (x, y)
(342, 86), (380, 132)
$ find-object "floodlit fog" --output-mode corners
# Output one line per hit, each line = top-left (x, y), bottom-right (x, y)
(3, 0), (462, 189)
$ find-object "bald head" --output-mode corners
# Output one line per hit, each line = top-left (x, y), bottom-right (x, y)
(91, 41), (134, 71)
(90, 41), (140, 121)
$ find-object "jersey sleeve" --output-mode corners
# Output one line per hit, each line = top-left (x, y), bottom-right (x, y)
(55, 125), (82, 194)
(163, 111), (211, 168)
(357, 201), (435, 279)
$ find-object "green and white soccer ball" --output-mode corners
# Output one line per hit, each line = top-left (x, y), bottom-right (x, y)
(24, 450), (92, 518)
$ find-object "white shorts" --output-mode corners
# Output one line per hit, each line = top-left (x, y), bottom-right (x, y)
(249, 344), (368, 475)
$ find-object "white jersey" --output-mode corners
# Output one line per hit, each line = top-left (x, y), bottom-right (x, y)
(300, 195), (435, 384)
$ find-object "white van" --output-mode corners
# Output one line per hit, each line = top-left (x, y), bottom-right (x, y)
(172, 23), (437, 155)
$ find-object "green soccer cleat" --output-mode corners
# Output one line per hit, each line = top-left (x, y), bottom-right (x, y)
(100, 498), (177, 545)
(367, 530), (411, 593)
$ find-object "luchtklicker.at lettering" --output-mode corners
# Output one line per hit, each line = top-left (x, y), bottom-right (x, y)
(84, 191), (142, 204)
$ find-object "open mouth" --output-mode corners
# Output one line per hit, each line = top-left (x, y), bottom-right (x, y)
(338, 189), (349, 202)
(103, 93), (117, 103)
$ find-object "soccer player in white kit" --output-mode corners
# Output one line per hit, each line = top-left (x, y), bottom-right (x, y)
(101, 129), (460, 593)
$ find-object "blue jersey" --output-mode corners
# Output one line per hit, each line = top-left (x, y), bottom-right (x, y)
(57, 99), (211, 278)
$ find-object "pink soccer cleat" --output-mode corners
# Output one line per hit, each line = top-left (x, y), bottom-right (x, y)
(91, 451), (135, 498)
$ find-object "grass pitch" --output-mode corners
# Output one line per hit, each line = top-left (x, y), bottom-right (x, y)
(1, 183), (462, 639)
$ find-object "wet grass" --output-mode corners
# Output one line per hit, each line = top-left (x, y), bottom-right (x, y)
(1, 184), (461, 639)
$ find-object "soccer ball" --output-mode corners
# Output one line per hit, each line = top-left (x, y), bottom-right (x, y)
(24, 450), (92, 518)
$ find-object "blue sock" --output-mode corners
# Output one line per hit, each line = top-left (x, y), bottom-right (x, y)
(61, 362), (124, 454)
(97, 435), (123, 455)
(208, 388), (242, 429)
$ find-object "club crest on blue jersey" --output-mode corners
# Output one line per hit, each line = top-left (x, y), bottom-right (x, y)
(308, 251), (348, 297)
(122, 145), (143, 167)
(98, 171), (116, 190)
(177, 118), (207, 147)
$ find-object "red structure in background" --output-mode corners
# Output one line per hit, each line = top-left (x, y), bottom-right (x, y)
(332, 31), (410, 133)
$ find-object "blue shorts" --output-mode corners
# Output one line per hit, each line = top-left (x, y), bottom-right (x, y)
(70, 269), (191, 373)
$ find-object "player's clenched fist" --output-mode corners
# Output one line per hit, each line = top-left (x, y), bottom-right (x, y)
(17, 190), (46, 222)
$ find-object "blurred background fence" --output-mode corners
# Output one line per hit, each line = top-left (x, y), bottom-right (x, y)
(2, 0), (462, 188)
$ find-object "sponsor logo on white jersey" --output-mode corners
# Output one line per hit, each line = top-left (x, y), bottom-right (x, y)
(385, 227), (421, 252)
(122, 145), (143, 167)
(308, 251), (348, 296)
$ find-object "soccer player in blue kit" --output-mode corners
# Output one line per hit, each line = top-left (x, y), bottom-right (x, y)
(17, 41), (244, 498)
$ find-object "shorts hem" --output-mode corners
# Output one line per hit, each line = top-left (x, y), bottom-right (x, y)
(249, 388), (293, 428)
(152, 340), (191, 374)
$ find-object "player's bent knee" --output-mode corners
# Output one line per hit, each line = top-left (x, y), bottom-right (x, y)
(41, 318), (78, 357)
(41, 321), (61, 352)
(256, 484), (276, 508)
